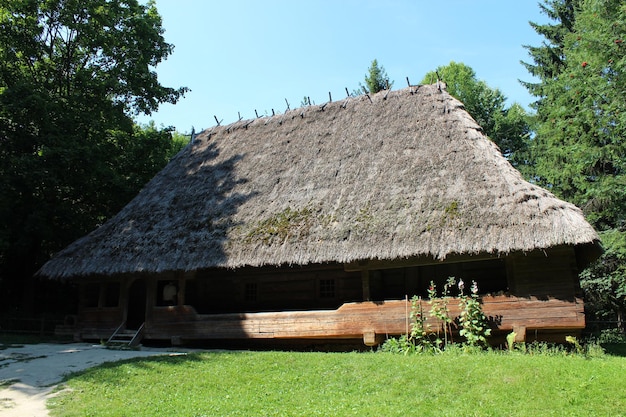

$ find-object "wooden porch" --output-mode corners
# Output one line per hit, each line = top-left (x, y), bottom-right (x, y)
(135, 294), (584, 346)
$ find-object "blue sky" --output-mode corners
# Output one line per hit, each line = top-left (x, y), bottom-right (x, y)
(137, 1), (549, 133)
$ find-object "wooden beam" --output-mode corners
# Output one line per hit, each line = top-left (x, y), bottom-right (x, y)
(513, 325), (527, 343)
(363, 331), (377, 346)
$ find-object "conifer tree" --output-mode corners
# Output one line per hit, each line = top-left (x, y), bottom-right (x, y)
(360, 59), (393, 94)
(524, 0), (626, 331)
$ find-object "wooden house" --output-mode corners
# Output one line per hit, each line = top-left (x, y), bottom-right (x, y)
(39, 84), (601, 346)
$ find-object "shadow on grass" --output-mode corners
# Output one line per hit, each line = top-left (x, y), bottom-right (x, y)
(61, 351), (249, 384)
(601, 343), (626, 357)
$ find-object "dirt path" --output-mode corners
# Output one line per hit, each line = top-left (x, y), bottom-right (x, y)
(0, 343), (188, 417)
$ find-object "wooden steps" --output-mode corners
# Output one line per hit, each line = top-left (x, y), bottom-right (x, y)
(107, 323), (144, 348)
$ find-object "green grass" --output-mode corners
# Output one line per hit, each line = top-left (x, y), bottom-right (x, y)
(48, 350), (626, 417)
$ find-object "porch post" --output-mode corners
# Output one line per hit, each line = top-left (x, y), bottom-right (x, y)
(145, 278), (156, 324)
(176, 271), (186, 307)
(361, 269), (371, 301)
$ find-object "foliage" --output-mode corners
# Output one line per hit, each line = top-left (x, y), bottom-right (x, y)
(523, 0), (626, 331)
(528, 0), (626, 226)
(300, 96), (315, 106)
(428, 277), (455, 346)
(381, 277), (490, 353)
(458, 280), (492, 346)
(420, 62), (531, 169)
(593, 328), (626, 356)
(359, 59), (393, 94)
(580, 229), (626, 331)
(506, 331), (518, 352)
(0, 0), (187, 312)
(377, 333), (413, 354)
(595, 328), (626, 344)
(48, 350), (626, 417)
(409, 296), (434, 350)
(170, 130), (191, 156)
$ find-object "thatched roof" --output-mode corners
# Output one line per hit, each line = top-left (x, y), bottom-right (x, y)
(40, 84), (600, 279)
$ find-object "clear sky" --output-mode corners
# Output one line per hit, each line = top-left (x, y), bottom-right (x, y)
(137, 1), (549, 133)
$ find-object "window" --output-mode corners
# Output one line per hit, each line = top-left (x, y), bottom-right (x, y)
(319, 279), (335, 298)
(157, 280), (178, 306)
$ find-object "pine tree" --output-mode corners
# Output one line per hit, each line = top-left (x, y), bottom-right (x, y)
(521, 0), (581, 103)
(524, 0), (626, 331)
(360, 59), (393, 94)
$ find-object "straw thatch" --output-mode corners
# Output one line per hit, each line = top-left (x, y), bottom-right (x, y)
(40, 84), (600, 279)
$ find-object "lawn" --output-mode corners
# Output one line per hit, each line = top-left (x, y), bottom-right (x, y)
(48, 349), (626, 417)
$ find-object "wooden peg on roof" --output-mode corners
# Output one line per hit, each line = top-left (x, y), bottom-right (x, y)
(406, 77), (420, 94)
(214, 115), (222, 126)
(345, 87), (350, 97)
(238, 112), (243, 121)
(329, 91), (332, 102)
(285, 98), (290, 111)
(255, 109), (259, 118)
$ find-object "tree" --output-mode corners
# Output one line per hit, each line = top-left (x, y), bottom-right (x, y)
(106, 123), (188, 207)
(359, 59), (393, 94)
(524, 0), (626, 332)
(421, 62), (531, 169)
(521, 0), (581, 103)
(0, 0), (188, 312)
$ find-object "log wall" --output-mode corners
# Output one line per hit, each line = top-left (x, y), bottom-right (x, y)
(73, 247), (587, 344)
(508, 246), (582, 299)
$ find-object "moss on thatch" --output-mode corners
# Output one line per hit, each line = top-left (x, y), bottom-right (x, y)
(246, 206), (314, 245)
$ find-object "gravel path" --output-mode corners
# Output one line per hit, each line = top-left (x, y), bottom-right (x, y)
(0, 343), (189, 416)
